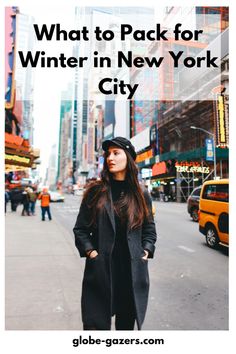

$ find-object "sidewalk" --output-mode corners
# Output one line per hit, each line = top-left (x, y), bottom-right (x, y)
(5, 205), (83, 330)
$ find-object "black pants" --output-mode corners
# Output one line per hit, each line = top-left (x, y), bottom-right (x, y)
(22, 203), (30, 216)
(83, 312), (135, 331)
(11, 201), (17, 211)
(115, 307), (136, 330)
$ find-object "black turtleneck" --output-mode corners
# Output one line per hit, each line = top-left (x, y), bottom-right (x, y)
(110, 178), (133, 315)
(110, 178), (127, 202)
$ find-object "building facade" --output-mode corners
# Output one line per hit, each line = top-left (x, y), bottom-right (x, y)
(5, 7), (40, 186)
(133, 6), (229, 201)
(55, 6), (229, 201)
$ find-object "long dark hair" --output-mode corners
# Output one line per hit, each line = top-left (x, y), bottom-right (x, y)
(83, 150), (149, 230)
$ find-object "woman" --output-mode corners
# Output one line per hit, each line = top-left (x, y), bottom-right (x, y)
(73, 137), (157, 330)
(21, 187), (30, 216)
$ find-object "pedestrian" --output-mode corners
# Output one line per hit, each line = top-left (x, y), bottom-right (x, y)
(73, 137), (157, 330)
(9, 187), (23, 211)
(28, 187), (37, 215)
(151, 187), (159, 201)
(38, 187), (52, 221)
(5, 188), (10, 213)
(21, 187), (30, 216)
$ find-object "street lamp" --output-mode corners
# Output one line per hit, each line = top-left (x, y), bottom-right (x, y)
(190, 126), (217, 180)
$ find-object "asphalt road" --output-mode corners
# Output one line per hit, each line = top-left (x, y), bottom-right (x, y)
(50, 195), (228, 330)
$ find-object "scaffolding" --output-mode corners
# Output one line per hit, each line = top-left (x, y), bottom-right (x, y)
(175, 159), (227, 202)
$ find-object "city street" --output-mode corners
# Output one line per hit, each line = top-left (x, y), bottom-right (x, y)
(51, 195), (228, 330)
(5, 4), (229, 338)
(3, 11), (230, 354)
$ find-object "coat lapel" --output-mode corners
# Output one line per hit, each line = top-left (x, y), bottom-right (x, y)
(104, 189), (116, 234)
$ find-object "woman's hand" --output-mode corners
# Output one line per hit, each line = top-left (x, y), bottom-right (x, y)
(142, 250), (149, 260)
(87, 250), (98, 259)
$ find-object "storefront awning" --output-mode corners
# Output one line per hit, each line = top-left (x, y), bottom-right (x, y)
(5, 133), (40, 172)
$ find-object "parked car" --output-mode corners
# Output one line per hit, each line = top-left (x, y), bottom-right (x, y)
(199, 179), (229, 249)
(187, 186), (202, 222)
(49, 191), (65, 202)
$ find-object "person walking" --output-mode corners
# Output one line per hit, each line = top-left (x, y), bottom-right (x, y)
(9, 187), (23, 212)
(5, 188), (10, 213)
(73, 137), (157, 330)
(38, 188), (52, 221)
(21, 187), (30, 216)
(28, 187), (38, 215)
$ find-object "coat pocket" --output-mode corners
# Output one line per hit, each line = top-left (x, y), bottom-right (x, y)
(140, 247), (149, 261)
(87, 253), (99, 261)
(132, 258), (149, 291)
(83, 254), (106, 291)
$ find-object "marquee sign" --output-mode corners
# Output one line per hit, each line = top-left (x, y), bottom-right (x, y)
(5, 153), (31, 167)
(175, 161), (210, 174)
(217, 95), (227, 146)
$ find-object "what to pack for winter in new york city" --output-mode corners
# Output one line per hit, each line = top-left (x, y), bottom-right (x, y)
(17, 22), (219, 98)
(18, 22), (219, 71)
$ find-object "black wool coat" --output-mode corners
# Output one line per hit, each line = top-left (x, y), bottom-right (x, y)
(73, 187), (157, 330)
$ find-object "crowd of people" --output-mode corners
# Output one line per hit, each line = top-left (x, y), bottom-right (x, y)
(5, 186), (52, 221)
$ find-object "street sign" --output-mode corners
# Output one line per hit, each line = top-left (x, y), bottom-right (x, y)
(205, 138), (214, 161)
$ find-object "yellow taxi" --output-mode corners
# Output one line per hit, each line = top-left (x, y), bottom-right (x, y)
(198, 179), (229, 248)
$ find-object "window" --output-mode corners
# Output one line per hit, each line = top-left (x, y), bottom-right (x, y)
(192, 187), (201, 197)
(202, 184), (229, 202)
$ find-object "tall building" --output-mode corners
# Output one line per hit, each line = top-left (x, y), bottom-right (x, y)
(72, 6), (155, 182)
(57, 85), (73, 188)
(5, 7), (39, 181)
(14, 11), (35, 144)
(132, 6), (229, 201)
(47, 144), (58, 189)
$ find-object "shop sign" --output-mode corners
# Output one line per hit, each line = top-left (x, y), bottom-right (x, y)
(217, 95), (226, 145)
(152, 161), (167, 176)
(136, 149), (153, 163)
(175, 162), (209, 174)
(5, 153), (31, 165)
(141, 168), (152, 178)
